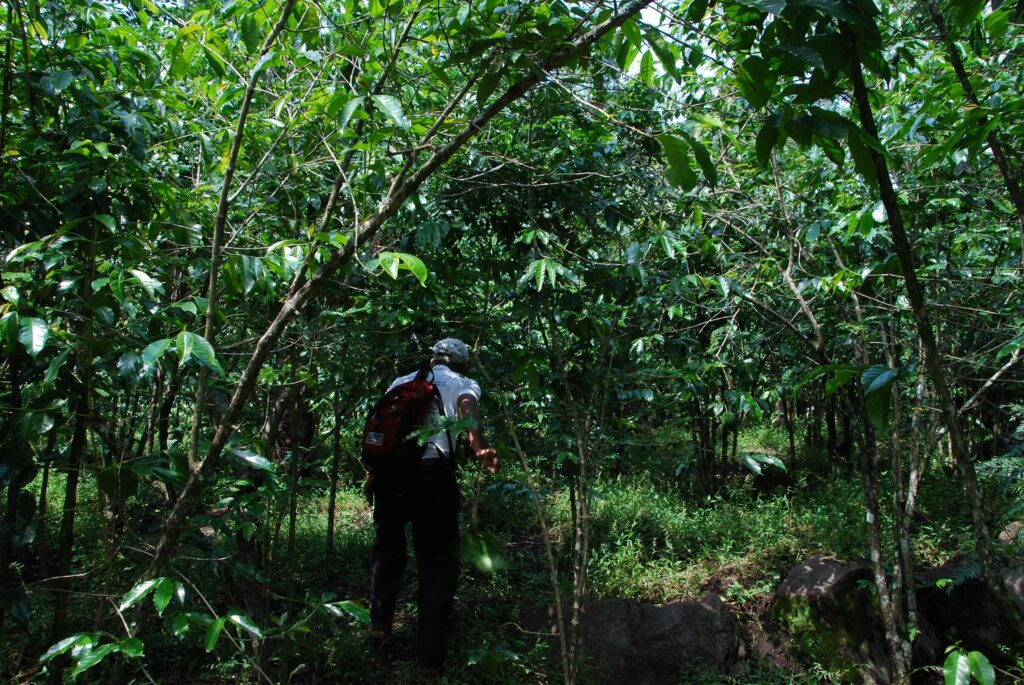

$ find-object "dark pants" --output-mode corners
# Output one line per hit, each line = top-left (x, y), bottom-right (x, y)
(369, 462), (460, 668)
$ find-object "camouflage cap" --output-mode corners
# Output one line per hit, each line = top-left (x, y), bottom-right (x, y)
(432, 338), (470, 363)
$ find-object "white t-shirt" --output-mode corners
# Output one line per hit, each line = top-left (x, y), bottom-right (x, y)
(387, 364), (482, 460)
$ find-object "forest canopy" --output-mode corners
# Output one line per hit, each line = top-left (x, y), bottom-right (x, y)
(2, 0), (1023, 682)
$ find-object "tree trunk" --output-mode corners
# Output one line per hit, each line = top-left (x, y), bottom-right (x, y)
(326, 386), (343, 562)
(844, 24), (1024, 638)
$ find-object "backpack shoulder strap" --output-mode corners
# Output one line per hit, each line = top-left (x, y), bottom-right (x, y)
(431, 385), (456, 460)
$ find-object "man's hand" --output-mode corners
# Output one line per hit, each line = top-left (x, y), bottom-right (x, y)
(475, 448), (499, 474)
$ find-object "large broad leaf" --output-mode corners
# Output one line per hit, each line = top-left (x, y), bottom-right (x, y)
(205, 617), (226, 652)
(736, 0), (786, 13)
(338, 97), (363, 133)
(755, 118), (781, 169)
(658, 135), (698, 190)
(945, 0), (986, 33)
(230, 444), (276, 473)
(376, 252), (429, 286)
(240, 14), (261, 53)
(117, 638), (144, 658)
(130, 269), (164, 297)
(70, 644), (119, 677)
(792, 0), (868, 25)
(228, 613), (263, 638)
(142, 338), (173, 373)
(676, 130), (717, 187)
(175, 331), (224, 375)
(372, 95), (411, 130)
(39, 634), (93, 663)
(118, 579), (160, 611)
(324, 600), (370, 623)
(153, 578), (176, 615)
(967, 651), (995, 685)
(19, 317), (48, 357)
(996, 335), (1024, 361)
(44, 348), (71, 385)
(96, 466), (140, 501)
(736, 56), (775, 110)
(944, 650), (971, 685)
(861, 364), (897, 396)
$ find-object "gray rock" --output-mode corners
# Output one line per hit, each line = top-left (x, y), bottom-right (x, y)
(915, 555), (1024, 661)
(579, 593), (744, 684)
(773, 555), (892, 684)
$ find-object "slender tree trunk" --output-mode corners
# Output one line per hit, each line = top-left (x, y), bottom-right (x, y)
(326, 386), (343, 562)
(781, 394), (797, 468)
(280, 386), (301, 684)
(845, 24), (1024, 638)
(36, 431), (57, 582)
(49, 216), (98, 679)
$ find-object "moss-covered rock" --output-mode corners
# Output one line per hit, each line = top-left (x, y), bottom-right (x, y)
(772, 556), (891, 684)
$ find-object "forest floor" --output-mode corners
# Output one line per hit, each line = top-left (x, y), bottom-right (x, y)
(6, 427), (1022, 683)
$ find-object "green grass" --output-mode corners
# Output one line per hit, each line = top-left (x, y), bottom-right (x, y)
(5, 424), (1007, 684)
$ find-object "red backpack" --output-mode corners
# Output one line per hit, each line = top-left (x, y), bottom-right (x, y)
(361, 367), (452, 473)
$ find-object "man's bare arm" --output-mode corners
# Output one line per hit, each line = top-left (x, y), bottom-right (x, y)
(457, 393), (499, 474)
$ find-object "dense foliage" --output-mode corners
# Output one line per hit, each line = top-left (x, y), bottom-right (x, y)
(2, 0), (1023, 682)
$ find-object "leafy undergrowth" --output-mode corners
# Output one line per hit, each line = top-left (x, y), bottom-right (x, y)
(6, 436), (1011, 684)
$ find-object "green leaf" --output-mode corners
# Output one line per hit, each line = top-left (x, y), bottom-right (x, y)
(240, 14), (261, 53)
(736, 56), (775, 110)
(19, 317), (48, 357)
(118, 579), (160, 611)
(324, 600), (370, 623)
(70, 644), (118, 677)
(861, 364), (897, 396)
(477, 68), (501, 107)
(677, 130), (717, 187)
(756, 118), (781, 169)
(47, 70), (73, 93)
(995, 335), (1024, 361)
(2, 285), (19, 305)
(985, 9), (1010, 39)
(130, 269), (164, 297)
(95, 214), (116, 232)
(792, 0), (867, 25)
(945, 0), (986, 32)
(338, 97), (363, 133)
(687, 0), (709, 21)
(228, 613), (263, 638)
(376, 252), (429, 286)
(44, 348), (71, 385)
(97, 466), (139, 501)
(968, 651), (994, 685)
(658, 135), (698, 190)
(205, 617), (227, 652)
(154, 578), (175, 615)
(737, 0), (785, 13)
(175, 331), (224, 375)
(230, 445), (276, 472)
(847, 128), (878, 188)
(142, 338), (173, 373)
(372, 95), (411, 129)
(253, 50), (279, 75)
(117, 638), (144, 658)
(639, 50), (654, 86)
(944, 649), (970, 685)
(39, 634), (93, 663)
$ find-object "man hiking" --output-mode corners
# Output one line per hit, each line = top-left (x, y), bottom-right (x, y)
(365, 337), (499, 677)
